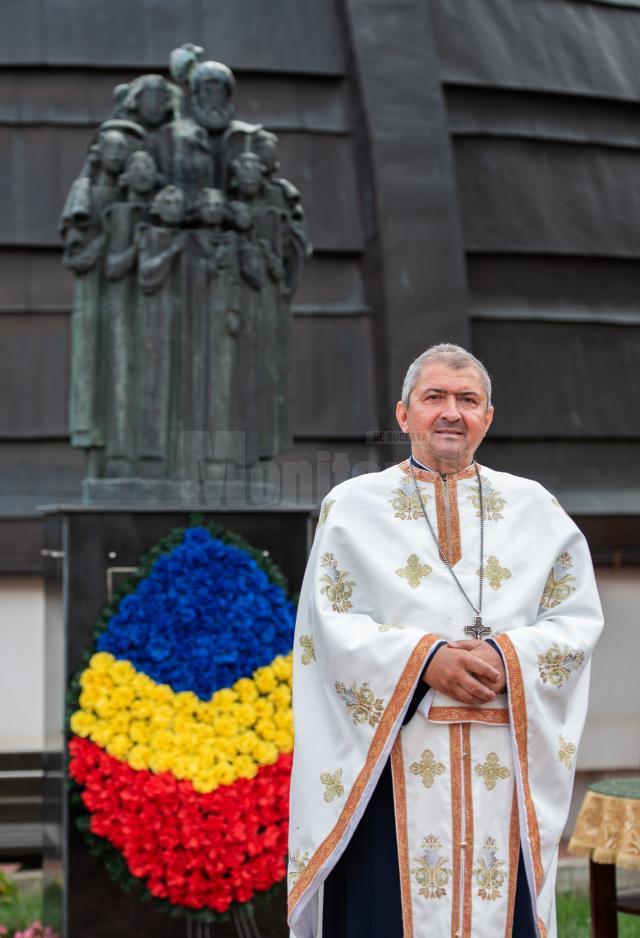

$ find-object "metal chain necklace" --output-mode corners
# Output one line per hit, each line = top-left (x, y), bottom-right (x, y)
(410, 461), (490, 640)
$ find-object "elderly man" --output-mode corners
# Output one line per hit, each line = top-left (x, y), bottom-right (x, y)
(287, 344), (603, 938)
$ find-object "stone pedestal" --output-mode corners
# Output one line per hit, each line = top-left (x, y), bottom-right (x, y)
(42, 505), (314, 938)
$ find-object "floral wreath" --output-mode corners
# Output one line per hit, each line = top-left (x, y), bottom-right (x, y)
(67, 519), (296, 920)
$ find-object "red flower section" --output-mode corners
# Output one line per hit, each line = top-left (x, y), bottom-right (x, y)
(68, 736), (291, 912)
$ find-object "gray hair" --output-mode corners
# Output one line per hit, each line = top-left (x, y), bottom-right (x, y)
(401, 343), (492, 407)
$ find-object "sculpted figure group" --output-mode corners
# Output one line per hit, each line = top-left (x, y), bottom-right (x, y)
(60, 44), (309, 486)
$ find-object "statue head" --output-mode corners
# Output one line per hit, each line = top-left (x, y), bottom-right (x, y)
(254, 131), (279, 175)
(151, 185), (186, 225)
(126, 75), (173, 129)
(189, 61), (235, 132)
(98, 129), (129, 176)
(199, 188), (226, 227)
(122, 150), (157, 195)
(230, 151), (265, 198)
(169, 43), (205, 88)
(112, 83), (130, 119)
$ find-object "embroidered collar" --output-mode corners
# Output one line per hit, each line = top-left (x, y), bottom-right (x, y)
(399, 456), (479, 483)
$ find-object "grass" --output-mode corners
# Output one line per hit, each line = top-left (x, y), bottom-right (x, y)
(557, 893), (640, 937)
(1, 884), (640, 936)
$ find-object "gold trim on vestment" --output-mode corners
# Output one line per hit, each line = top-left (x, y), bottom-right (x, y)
(462, 723), (474, 937)
(397, 461), (469, 567)
(505, 789), (520, 937)
(449, 725), (463, 938)
(428, 706), (510, 725)
(495, 633), (544, 896)
(398, 459), (479, 483)
(288, 633), (443, 918)
(391, 734), (414, 938)
(434, 475), (462, 566)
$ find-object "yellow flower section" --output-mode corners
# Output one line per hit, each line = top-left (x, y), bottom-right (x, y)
(70, 651), (293, 794)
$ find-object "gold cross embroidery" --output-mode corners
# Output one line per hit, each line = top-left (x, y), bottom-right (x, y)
(395, 554), (432, 589)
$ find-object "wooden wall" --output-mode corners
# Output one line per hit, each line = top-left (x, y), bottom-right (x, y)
(1, 0), (639, 570)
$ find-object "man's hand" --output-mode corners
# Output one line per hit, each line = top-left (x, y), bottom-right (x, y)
(424, 643), (503, 705)
(447, 639), (506, 694)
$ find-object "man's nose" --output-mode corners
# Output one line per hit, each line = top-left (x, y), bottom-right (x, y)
(441, 396), (461, 420)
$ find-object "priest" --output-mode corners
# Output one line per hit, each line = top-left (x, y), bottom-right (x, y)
(287, 343), (603, 938)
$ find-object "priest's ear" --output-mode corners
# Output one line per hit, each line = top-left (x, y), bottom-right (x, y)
(395, 400), (409, 434)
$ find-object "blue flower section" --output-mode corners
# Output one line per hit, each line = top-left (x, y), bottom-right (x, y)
(97, 527), (295, 699)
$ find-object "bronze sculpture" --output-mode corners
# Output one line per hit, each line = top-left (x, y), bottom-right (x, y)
(60, 43), (310, 500)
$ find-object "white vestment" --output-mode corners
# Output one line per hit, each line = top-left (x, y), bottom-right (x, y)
(288, 461), (603, 938)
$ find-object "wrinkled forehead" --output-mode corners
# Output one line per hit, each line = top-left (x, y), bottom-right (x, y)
(415, 362), (486, 395)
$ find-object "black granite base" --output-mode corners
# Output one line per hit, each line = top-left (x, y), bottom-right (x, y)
(42, 506), (314, 938)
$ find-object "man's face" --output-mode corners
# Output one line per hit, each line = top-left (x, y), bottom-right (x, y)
(395, 361), (494, 471)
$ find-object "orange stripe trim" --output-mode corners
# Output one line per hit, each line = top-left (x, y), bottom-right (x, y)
(505, 789), (520, 937)
(398, 460), (478, 483)
(428, 706), (509, 725)
(495, 633), (544, 896)
(462, 724), (474, 937)
(448, 477), (462, 567)
(391, 735), (413, 938)
(288, 633), (443, 917)
(449, 724), (463, 938)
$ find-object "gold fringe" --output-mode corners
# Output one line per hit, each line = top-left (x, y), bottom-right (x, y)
(568, 789), (640, 871)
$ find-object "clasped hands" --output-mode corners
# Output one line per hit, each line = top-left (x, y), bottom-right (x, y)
(423, 639), (506, 706)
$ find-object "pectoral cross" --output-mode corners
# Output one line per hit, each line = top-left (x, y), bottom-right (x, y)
(465, 616), (491, 640)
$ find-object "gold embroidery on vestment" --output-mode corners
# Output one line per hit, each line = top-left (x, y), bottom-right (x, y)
(320, 768), (344, 802)
(537, 643), (584, 687)
(475, 837), (507, 901)
(318, 498), (335, 525)
(468, 475), (506, 521)
(288, 634), (441, 917)
(412, 835), (451, 899)
(299, 634), (315, 665)
(428, 706), (509, 726)
(396, 554), (432, 589)
(378, 622), (406, 633)
(558, 735), (576, 770)
(287, 850), (310, 887)
(474, 752), (510, 790)
(319, 552), (355, 613)
(335, 681), (384, 728)
(435, 475), (462, 567)
(539, 552), (576, 611)
(478, 556), (511, 591)
(389, 481), (430, 520)
(410, 749), (446, 788)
